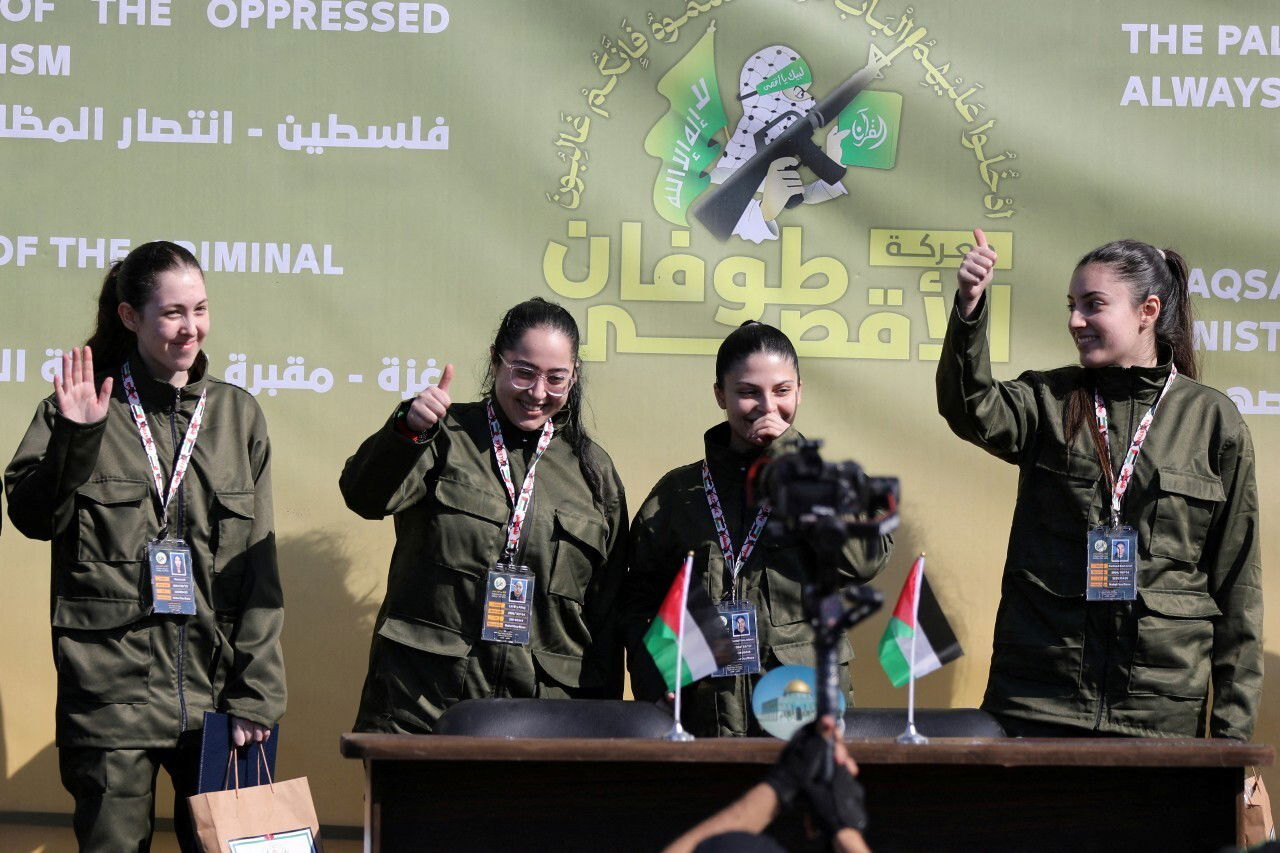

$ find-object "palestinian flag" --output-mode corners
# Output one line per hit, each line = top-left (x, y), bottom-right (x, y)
(643, 555), (738, 692)
(878, 555), (962, 688)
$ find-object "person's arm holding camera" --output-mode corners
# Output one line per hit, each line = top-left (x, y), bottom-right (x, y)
(664, 716), (870, 853)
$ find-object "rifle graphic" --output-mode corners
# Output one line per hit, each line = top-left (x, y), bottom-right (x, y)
(690, 46), (897, 242)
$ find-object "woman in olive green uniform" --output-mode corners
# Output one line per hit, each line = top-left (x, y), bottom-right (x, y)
(5, 242), (285, 850)
(342, 297), (627, 733)
(938, 231), (1261, 739)
(622, 322), (890, 738)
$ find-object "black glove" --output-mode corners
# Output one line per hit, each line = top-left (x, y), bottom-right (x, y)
(762, 722), (831, 809)
(799, 760), (868, 836)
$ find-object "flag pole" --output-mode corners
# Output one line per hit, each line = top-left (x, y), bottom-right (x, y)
(664, 552), (696, 742)
(897, 553), (929, 744)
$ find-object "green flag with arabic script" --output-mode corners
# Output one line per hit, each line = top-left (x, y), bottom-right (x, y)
(643, 24), (728, 226)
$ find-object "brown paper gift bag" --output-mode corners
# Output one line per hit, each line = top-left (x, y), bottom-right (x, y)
(188, 747), (323, 852)
(1239, 771), (1275, 848)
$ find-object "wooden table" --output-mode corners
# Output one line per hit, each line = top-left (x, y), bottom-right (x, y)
(341, 734), (1272, 852)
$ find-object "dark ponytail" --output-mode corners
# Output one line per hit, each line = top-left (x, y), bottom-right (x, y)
(1157, 248), (1197, 380)
(714, 320), (799, 386)
(1065, 239), (1198, 446)
(483, 297), (606, 509)
(85, 241), (202, 370)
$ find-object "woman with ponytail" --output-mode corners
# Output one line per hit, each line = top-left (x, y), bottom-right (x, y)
(341, 297), (627, 732)
(5, 242), (285, 849)
(937, 231), (1261, 739)
(621, 322), (890, 737)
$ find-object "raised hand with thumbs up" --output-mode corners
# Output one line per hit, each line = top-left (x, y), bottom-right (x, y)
(957, 228), (997, 319)
(405, 363), (454, 433)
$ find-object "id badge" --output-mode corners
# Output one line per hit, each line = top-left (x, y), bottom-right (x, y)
(482, 564), (533, 645)
(1086, 524), (1137, 601)
(713, 601), (761, 677)
(148, 539), (197, 615)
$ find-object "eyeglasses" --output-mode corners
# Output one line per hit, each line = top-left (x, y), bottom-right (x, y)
(499, 355), (575, 397)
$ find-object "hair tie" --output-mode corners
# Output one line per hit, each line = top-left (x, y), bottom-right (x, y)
(1157, 248), (1167, 260)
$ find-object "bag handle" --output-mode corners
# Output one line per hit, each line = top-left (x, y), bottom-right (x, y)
(223, 749), (240, 795)
(222, 739), (273, 797)
(255, 742), (275, 792)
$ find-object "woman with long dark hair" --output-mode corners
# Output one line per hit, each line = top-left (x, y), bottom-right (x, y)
(341, 297), (627, 732)
(622, 321), (890, 737)
(5, 241), (285, 849)
(937, 230), (1261, 738)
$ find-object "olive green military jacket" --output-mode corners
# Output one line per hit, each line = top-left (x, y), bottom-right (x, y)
(937, 297), (1262, 739)
(5, 355), (285, 748)
(622, 423), (891, 737)
(340, 401), (628, 732)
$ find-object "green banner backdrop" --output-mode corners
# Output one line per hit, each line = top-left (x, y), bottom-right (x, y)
(1, 0), (1276, 829)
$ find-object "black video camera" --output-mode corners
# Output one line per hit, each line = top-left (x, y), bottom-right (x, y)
(751, 438), (898, 728)
(753, 438), (899, 553)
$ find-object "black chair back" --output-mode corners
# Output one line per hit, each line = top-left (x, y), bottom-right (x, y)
(434, 698), (675, 738)
(843, 707), (1006, 738)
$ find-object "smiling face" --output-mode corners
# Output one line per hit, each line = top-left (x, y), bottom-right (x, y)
(119, 265), (209, 387)
(491, 326), (577, 431)
(714, 351), (802, 453)
(1067, 262), (1161, 370)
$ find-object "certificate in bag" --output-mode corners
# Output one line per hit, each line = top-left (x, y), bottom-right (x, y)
(188, 745), (323, 852)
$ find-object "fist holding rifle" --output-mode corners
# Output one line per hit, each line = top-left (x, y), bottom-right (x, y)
(54, 346), (114, 425)
(956, 227), (997, 320)
(404, 363), (455, 433)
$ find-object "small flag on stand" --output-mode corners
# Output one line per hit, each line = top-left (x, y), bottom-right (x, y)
(643, 554), (738, 693)
(878, 555), (962, 688)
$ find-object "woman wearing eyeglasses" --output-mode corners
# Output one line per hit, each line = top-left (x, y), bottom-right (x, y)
(340, 298), (628, 733)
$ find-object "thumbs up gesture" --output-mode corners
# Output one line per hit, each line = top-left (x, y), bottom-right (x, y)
(957, 228), (997, 319)
(405, 363), (454, 433)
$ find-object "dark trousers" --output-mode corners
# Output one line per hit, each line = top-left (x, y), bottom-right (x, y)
(58, 731), (203, 853)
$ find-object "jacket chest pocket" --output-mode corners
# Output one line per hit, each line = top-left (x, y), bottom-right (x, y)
(549, 508), (607, 604)
(76, 479), (149, 563)
(211, 490), (255, 573)
(429, 478), (510, 577)
(210, 490), (256, 612)
(1023, 453), (1098, 539)
(1128, 588), (1219, 698)
(1148, 468), (1224, 565)
(764, 546), (806, 628)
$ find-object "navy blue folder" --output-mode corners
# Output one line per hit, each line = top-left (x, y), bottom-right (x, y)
(196, 711), (280, 793)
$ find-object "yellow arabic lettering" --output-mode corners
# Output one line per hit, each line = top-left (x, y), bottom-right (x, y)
(917, 270), (947, 360)
(545, 189), (581, 209)
(618, 18), (651, 65)
(620, 222), (705, 302)
(832, 0), (873, 19)
(988, 283), (1011, 360)
(713, 255), (769, 325)
(582, 76), (618, 118)
(595, 40), (632, 77)
(543, 220), (609, 298)
(960, 118), (994, 153)
(579, 304), (721, 362)
(558, 112), (590, 144)
(781, 307), (911, 360)
(646, 0), (730, 43)
(712, 227), (849, 326)
(952, 83), (986, 122)
(978, 150), (1014, 193)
